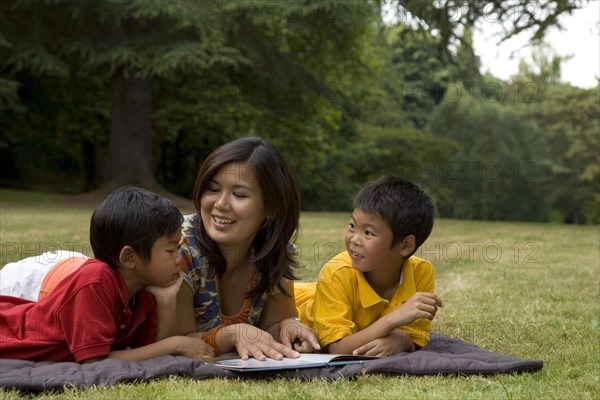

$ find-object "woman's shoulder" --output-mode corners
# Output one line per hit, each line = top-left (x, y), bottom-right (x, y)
(181, 213), (197, 232)
(180, 214), (202, 250)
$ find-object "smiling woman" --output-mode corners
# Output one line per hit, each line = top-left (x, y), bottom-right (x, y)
(200, 163), (266, 254)
(175, 137), (320, 361)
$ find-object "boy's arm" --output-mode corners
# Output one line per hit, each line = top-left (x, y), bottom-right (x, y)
(81, 335), (214, 363)
(175, 280), (199, 335)
(144, 272), (184, 340)
(352, 330), (415, 356)
(308, 269), (364, 350)
(398, 258), (439, 348)
(328, 291), (441, 354)
(327, 312), (403, 354)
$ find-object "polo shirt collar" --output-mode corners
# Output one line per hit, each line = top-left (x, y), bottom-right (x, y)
(356, 258), (417, 307)
(356, 271), (384, 308)
(113, 268), (131, 313)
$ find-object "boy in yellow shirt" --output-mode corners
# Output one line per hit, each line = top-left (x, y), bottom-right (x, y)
(296, 176), (442, 356)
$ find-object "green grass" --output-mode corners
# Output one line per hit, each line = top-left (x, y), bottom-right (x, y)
(1, 191), (599, 399)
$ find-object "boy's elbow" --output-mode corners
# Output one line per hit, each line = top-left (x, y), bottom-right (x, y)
(326, 340), (343, 354)
(80, 356), (105, 364)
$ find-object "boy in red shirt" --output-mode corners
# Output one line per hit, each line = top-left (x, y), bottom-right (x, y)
(0, 187), (213, 363)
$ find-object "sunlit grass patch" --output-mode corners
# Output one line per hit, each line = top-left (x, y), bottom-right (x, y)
(1, 192), (598, 399)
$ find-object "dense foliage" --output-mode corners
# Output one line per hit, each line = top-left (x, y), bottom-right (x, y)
(0, 0), (596, 223)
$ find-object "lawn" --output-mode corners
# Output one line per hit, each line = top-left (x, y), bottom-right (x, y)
(1, 189), (598, 399)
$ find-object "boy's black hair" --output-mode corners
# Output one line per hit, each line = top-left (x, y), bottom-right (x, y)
(352, 176), (435, 256)
(90, 187), (183, 267)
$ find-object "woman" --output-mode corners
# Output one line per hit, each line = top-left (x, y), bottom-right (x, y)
(177, 137), (319, 361)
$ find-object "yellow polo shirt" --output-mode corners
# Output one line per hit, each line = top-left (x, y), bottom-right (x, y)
(296, 251), (434, 349)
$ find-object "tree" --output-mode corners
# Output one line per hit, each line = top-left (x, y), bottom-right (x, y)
(502, 43), (599, 224)
(300, 0), (585, 212)
(1, 0), (376, 193)
(383, 25), (453, 129)
(385, 0), (581, 45)
(0, 0), (585, 202)
(521, 83), (599, 223)
(427, 82), (547, 221)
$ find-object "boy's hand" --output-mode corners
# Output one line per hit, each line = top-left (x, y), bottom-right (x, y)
(279, 318), (321, 353)
(352, 331), (415, 357)
(390, 292), (442, 326)
(171, 335), (214, 362)
(106, 335), (214, 362)
(145, 271), (184, 303)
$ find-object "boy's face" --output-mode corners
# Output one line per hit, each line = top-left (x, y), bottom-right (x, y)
(344, 209), (404, 274)
(141, 230), (182, 287)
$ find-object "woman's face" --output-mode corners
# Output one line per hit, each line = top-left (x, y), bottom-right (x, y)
(200, 162), (266, 254)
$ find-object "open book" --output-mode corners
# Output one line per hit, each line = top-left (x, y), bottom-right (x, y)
(212, 353), (379, 372)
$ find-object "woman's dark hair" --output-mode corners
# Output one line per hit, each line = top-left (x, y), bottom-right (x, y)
(193, 136), (300, 298)
(90, 187), (183, 267)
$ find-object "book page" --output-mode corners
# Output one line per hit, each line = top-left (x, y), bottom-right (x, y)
(212, 353), (378, 371)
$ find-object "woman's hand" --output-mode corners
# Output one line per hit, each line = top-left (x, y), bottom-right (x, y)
(228, 323), (302, 361)
(279, 318), (321, 353)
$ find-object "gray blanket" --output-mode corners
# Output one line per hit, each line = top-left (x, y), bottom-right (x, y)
(0, 333), (543, 391)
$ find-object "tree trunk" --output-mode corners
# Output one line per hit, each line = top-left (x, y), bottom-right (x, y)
(81, 137), (98, 191)
(99, 66), (160, 192)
